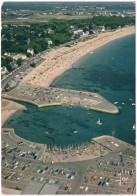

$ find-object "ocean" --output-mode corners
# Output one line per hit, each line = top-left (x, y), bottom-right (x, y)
(3, 34), (135, 147)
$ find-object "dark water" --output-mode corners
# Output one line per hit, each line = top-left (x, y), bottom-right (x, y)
(3, 34), (135, 147)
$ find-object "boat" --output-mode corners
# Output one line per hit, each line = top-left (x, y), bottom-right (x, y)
(73, 131), (78, 134)
(132, 103), (135, 106)
(129, 98), (133, 101)
(90, 52), (93, 54)
(97, 118), (102, 125)
(114, 102), (118, 105)
(132, 124), (135, 131)
(45, 132), (49, 135)
(122, 102), (125, 105)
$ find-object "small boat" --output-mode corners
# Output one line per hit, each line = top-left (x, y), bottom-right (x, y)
(114, 102), (118, 105)
(73, 131), (78, 134)
(122, 102), (125, 105)
(45, 132), (49, 135)
(132, 103), (135, 106)
(90, 52), (93, 54)
(132, 124), (135, 131)
(88, 113), (90, 115)
(97, 118), (102, 125)
(129, 98), (133, 101)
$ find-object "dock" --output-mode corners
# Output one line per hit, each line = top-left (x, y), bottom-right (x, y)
(2, 84), (119, 114)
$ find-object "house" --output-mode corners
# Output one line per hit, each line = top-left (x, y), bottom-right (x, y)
(27, 49), (34, 56)
(1, 66), (8, 75)
(48, 29), (54, 34)
(74, 29), (84, 36)
(46, 38), (53, 46)
(13, 54), (26, 61)
(10, 61), (18, 69)
(21, 181), (59, 195)
(4, 52), (11, 56)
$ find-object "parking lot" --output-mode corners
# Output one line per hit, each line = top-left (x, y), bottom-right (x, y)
(77, 147), (135, 194)
(2, 129), (135, 194)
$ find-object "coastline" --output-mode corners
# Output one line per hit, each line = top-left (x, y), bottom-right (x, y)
(21, 26), (135, 88)
(1, 99), (27, 127)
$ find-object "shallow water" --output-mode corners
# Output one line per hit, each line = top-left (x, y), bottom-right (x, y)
(3, 34), (135, 147)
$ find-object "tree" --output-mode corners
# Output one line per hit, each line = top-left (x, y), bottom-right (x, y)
(26, 52), (31, 57)
(1, 56), (13, 72)
(30, 63), (36, 67)
(16, 58), (23, 66)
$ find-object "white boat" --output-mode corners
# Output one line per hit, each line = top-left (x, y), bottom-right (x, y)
(45, 132), (49, 135)
(90, 52), (93, 54)
(129, 98), (133, 101)
(73, 131), (78, 134)
(122, 102), (125, 105)
(132, 124), (135, 130)
(97, 118), (102, 125)
(114, 102), (118, 105)
(132, 103), (135, 106)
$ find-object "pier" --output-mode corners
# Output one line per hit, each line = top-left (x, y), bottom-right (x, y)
(2, 84), (119, 114)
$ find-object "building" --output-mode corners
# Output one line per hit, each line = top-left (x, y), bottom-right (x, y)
(21, 181), (59, 195)
(10, 61), (18, 69)
(74, 29), (84, 36)
(27, 49), (34, 56)
(13, 54), (26, 61)
(39, 184), (59, 195)
(46, 38), (53, 46)
(1, 66), (8, 75)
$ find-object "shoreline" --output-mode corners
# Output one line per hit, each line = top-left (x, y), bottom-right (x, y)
(1, 99), (27, 127)
(21, 26), (135, 88)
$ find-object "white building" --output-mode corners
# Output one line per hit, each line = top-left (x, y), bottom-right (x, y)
(74, 29), (84, 36)
(46, 38), (53, 46)
(1, 66), (8, 75)
(13, 54), (26, 60)
(27, 49), (34, 56)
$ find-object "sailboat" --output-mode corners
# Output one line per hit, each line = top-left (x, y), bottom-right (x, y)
(97, 118), (102, 125)
(132, 124), (135, 131)
(73, 131), (78, 134)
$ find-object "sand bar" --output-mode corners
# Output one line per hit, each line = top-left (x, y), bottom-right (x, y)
(21, 26), (135, 88)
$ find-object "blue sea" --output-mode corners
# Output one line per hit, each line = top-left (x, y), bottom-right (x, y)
(3, 34), (135, 147)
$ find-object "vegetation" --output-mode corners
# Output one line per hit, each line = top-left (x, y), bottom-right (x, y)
(1, 56), (13, 71)
(30, 63), (36, 67)
(17, 58), (23, 66)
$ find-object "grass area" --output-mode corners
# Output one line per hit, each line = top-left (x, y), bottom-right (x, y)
(2, 14), (93, 24)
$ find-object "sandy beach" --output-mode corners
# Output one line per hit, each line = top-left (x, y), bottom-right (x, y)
(1, 99), (26, 126)
(21, 26), (135, 88)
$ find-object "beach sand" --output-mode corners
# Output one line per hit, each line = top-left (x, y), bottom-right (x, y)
(21, 26), (135, 88)
(1, 99), (26, 126)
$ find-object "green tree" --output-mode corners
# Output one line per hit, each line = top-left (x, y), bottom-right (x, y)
(30, 63), (36, 67)
(26, 52), (31, 57)
(1, 56), (13, 72)
(16, 58), (23, 66)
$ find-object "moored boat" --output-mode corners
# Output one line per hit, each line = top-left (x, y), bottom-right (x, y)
(97, 118), (102, 125)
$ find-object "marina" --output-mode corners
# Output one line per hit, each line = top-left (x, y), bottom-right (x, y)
(1, 127), (135, 194)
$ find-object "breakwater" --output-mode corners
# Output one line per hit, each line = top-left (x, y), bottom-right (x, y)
(2, 84), (119, 114)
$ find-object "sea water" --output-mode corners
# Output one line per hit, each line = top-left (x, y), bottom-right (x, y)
(3, 34), (135, 147)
